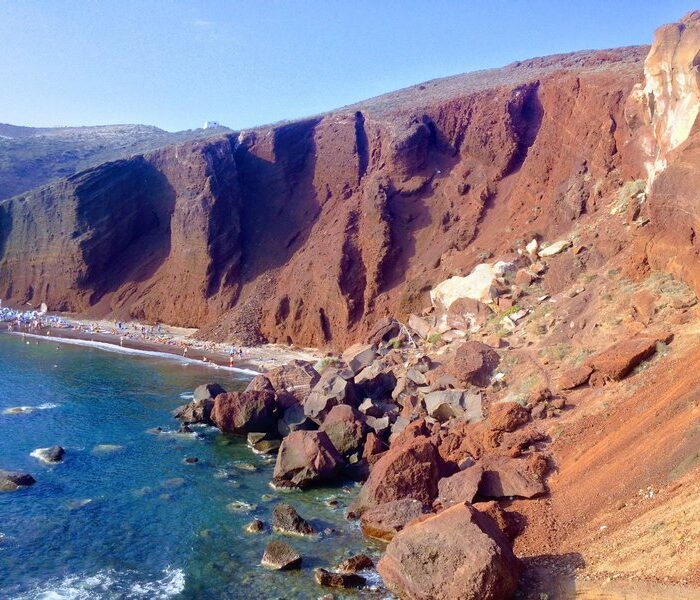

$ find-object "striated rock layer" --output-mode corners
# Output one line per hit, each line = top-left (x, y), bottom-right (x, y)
(4, 15), (699, 349)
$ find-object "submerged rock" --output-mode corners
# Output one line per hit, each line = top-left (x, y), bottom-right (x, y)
(314, 567), (366, 589)
(272, 503), (316, 536)
(0, 470), (36, 491)
(30, 445), (65, 464)
(336, 554), (374, 573)
(261, 540), (302, 570)
(244, 519), (264, 533)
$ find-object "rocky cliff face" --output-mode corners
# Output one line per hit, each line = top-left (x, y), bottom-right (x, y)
(3, 14), (699, 349)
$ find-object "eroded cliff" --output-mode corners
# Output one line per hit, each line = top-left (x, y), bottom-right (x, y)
(1, 42), (660, 349)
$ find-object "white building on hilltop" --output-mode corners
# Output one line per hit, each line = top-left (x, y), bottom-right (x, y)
(203, 120), (221, 129)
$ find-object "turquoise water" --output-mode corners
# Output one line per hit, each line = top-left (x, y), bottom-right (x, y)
(0, 333), (384, 599)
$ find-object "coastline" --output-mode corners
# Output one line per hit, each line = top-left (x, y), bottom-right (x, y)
(0, 316), (321, 374)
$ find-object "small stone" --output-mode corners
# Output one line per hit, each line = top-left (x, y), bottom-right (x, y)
(272, 503), (316, 536)
(244, 519), (264, 533)
(314, 568), (366, 589)
(261, 540), (302, 570)
(30, 446), (65, 464)
(336, 554), (374, 573)
(0, 470), (36, 491)
(184, 457), (199, 464)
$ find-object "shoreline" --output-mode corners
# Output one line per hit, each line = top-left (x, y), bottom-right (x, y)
(0, 316), (321, 373)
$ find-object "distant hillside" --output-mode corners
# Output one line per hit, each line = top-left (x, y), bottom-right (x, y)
(0, 123), (231, 199)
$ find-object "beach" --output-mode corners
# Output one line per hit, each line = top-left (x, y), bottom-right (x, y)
(0, 314), (321, 373)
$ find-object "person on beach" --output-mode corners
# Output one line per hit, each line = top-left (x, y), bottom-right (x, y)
(120, 336), (124, 347)
(183, 345), (188, 357)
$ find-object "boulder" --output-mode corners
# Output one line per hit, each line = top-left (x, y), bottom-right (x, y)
(362, 432), (388, 464)
(436, 465), (483, 508)
(487, 402), (530, 432)
(430, 263), (500, 311)
(273, 431), (344, 489)
(244, 519), (264, 533)
(319, 404), (367, 457)
(342, 343), (378, 375)
(261, 540), (302, 570)
(247, 432), (282, 455)
(194, 383), (227, 401)
(366, 317), (401, 346)
(305, 368), (356, 423)
(314, 568), (366, 589)
(211, 390), (277, 434)
(585, 337), (657, 381)
(408, 314), (433, 339)
(424, 389), (482, 423)
(0, 470), (36, 491)
(244, 375), (274, 393)
(558, 364), (594, 389)
(265, 360), (320, 408)
(173, 398), (214, 425)
(350, 438), (443, 514)
(446, 297), (491, 332)
(365, 415), (391, 436)
(278, 403), (316, 437)
(538, 239), (572, 257)
(354, 362), (397, 400)
(478, 456), (547, 499)
(359, 498), (425, 541)
(30, 446), (65, 464)
(449, 341), (500, 387)
(272, 503), (316, 536)
(336, 554), (374, 573)
(377, 502), (521, 600)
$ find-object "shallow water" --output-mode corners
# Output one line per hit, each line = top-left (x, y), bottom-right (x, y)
(0, 334), (385, 599)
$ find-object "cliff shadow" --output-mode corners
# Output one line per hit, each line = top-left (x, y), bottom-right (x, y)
(518, 552), (586, 599)
(504, 83), (544, 177)
(234, 118), (322, 283)
(78, 159), (177, 305)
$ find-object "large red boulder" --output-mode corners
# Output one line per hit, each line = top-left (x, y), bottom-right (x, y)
(478, 455), (547, 499)
(211, 390), (277, 434)
(585, 337), (657, 381)
(272, 430), (344, 489)
(349, 438), (444, 515)
(377, 502), (521, 600)
(448, 341), (500, 387)
(436, 465), (483, 508)
(360, 498), (426, 541)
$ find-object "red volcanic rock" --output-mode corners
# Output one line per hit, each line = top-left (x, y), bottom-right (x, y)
(488, 401), (530, 432)
(264, 360), (320, 408)
(448, 341), (500, 388)
(436, 465), (483, 508)
(585, 337), (657, 381)
(304, 368), (356, 423)
(362, 431), (387, 464)
(478, 455), (547, 499)
(359, 498), (426, 541)
(350, 438), (444, 515)
(559, 364), (594, 390)
(211, 390), (277, 434)
(446, 297), (492, 331)
(0, 45), (647, 350)
(273, 430), (344, 489)
(319, 404), (367, 456)
(377, 502), (521, 600)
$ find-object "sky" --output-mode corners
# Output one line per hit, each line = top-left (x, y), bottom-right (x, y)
(0, 1), (697, 132)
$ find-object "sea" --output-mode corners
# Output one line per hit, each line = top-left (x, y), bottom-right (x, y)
(0, 333), (385, 599)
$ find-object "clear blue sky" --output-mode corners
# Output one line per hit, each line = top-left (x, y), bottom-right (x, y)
(0, 1), (697, 132)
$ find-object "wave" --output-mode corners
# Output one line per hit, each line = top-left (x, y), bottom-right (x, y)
(12, 567), (185, 599)
(3, 403), (59, 415)
(9, 332), (260, 376)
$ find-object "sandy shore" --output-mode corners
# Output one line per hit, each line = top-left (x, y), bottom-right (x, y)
(0, 316), (321, 374)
